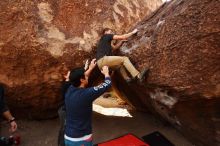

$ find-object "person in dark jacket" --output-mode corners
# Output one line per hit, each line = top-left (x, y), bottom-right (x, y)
(64, 59), (111, 146)
(58, 61), (90, 146)
(0, 85), (18, 145)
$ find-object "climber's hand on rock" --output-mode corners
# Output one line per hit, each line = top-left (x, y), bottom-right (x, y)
(132, 28), (138, 35)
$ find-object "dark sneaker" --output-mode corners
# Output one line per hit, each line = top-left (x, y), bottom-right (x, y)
(138, 68), (149, 83)
(125, 78), (133, 83)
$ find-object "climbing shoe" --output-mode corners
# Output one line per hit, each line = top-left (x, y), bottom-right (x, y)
(125, 78), (133, 83)
(137, 68), (149, 83)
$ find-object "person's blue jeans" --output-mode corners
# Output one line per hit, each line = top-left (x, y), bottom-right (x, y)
(64, 138), (93, 146)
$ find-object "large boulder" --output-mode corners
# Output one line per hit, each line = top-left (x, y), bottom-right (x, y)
(115, 0), (220, 145)
(0, 0), (162, 119)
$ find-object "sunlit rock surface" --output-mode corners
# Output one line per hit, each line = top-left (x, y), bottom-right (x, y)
(115, 0), (220, 145)
(0, 0), (162, 119)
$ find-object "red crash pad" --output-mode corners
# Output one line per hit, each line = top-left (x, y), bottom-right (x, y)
(98, 134), (150, 146)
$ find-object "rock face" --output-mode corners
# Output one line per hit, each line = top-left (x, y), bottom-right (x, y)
(115, 0), (220, 145)
(1, 0), (219, 145)
(0, 0), (162, 118)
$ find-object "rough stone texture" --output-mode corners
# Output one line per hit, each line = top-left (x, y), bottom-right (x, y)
(0, 0), (162, 119)
(115, 0), (220, 145)
(1, 0), (219, 145)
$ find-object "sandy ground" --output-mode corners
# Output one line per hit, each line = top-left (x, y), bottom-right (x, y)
(1, 96), (194, 146)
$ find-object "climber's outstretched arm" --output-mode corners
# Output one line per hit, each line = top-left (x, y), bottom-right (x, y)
(113, 29), (138, 40)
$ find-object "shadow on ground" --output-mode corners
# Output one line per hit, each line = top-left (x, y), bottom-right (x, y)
(2, 111), (193, 146)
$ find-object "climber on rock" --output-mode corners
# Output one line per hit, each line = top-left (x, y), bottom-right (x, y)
(96, 28), (148, 83)
(64, 59), (111, 146)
